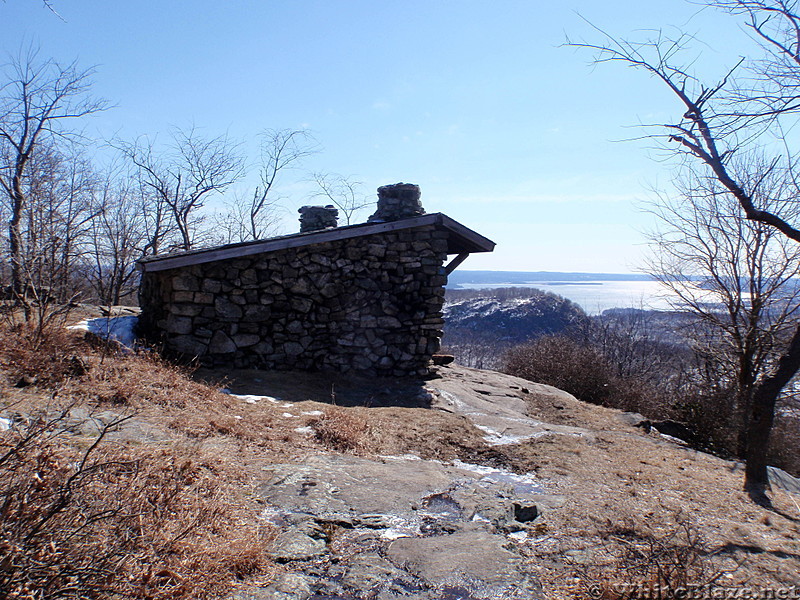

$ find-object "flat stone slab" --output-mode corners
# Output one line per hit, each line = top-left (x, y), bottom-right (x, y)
(258, 453), (561, 533)
(387, 531), (543, 599)
(341, 553), (407, 592)
(427, 365), (592, 445)
(232, 573), (314, 600)
(269, 529), (327, 562)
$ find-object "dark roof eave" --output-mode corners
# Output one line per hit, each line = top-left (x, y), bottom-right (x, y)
(137, 213), (495, 273)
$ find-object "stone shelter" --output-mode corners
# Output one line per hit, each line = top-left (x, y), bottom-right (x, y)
(137, 183), (494, 376)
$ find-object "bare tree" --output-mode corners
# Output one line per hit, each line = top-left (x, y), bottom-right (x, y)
(0, 48), (106, 314)
(645, 165), (800, 457)
(134, 171), (175, 257)
(119, 126), (244, 251)
(572, 0), (800, 501)
(310, 172), (373, 225)
(25, 147), (102, 302)
(215, 128), (315, 243)
(84, 172), (147, 305)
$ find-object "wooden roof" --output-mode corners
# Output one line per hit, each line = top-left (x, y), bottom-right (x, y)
(137, 213), (495, 273)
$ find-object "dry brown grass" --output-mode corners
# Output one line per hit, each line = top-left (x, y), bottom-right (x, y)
(0, 322), (283, 599)
(65, 350), (222, 410)
(0, 321), (87, 387)
(307, 404), (511, 466)
(0, 412), (275, 599)
(310, 406), (373, 454)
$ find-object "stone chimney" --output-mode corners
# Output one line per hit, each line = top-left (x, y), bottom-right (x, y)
(299, 205), (339, 232)
(368, 183), (425, 223)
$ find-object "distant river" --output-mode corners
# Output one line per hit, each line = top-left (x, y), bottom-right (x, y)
(454, 279), (677, 315)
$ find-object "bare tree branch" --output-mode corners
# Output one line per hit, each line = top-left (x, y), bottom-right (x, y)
(214, 128), (316, 243)
(117, 126), (244, 251)
(309, 172), (372, 225)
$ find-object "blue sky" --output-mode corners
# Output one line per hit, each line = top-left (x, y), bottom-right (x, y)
(2, 1), (754, 272)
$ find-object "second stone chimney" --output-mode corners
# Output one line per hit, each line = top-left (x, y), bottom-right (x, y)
(299, 205), (339, 232)
(368, 183), (425, 223)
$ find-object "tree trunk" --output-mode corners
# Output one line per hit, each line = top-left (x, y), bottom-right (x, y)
(736, 350), (755, 458)
(743, 322), (800, 503)
(8, 174), (31, 321)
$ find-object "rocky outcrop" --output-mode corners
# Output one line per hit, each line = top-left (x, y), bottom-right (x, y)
(440, 289), (589, 369)
(231, 365), (587, 600)
(254, 452), (555, 600)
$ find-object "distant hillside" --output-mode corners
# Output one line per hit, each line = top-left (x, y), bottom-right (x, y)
(441, 287), (587, 368)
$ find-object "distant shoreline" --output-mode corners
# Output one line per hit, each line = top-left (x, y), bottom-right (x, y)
(446, 270), (654, 288)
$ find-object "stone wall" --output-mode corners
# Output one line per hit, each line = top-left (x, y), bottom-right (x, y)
(137, 223), (449, 376)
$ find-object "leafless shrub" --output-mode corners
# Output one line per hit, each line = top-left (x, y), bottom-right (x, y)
(768, 412), (800, 476)
(439, 340), (513, 370)
(0, 411), (273, 600)
(0, 310), (280, 599)
(576, 517), (725, 600)
(503, 334), (649, 409)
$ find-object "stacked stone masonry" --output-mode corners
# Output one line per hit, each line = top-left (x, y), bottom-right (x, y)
(299, 205), (339, 232)
(138, 224), (449, 377)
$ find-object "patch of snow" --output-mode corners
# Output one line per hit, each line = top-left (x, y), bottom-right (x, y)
(380, 527), (415, 540)
(377, 515), (419, 540)
(452, 460), (500, 476)
(484, 433), (537, 446)
(68, 315), (138, 348)
(452, 460), (546, 495)
(259, 506), (286, 525)
(474, 424), (500, 436)
(474, 419), (584, 446)
(659, 433), (688, 445)
(507, 531), (529, 542)
(282, 403), (295, 407)
(282, 412), (296, 418)
(473, 423), (540, 445)
(293, 426), (314, 434)
(429, 387), (482, 416)
(301, 410), (324, 416)
(223, 392), (281, 404)
(0, 417), (12, 431)
(379, 454), (441, 463)
(768, 466), (800, 495)
(480, 428), (553, 446)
